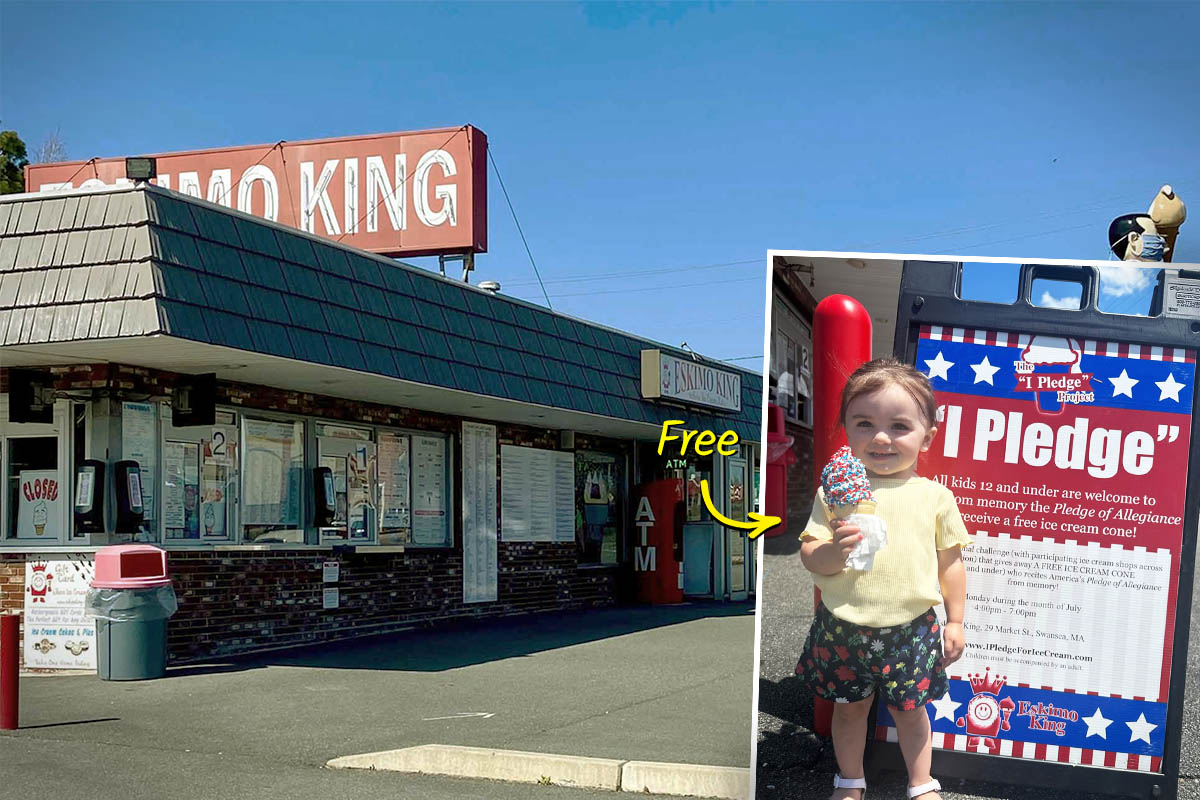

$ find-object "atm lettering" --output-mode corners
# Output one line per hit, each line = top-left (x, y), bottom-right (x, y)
(634, 546), (657, 572)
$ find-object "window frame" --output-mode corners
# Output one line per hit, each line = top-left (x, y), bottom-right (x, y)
(0, 397), (72, 546)
(772, 295), (813, 428)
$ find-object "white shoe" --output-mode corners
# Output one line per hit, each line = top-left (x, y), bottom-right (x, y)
(833, 774), (866, 798)
(907, 778), (941, 798)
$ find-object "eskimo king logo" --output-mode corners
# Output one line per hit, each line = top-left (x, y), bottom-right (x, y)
(1014, 337), (1095, 412)
(956, 668), (1015, 753)
(28, 561), (53, 602)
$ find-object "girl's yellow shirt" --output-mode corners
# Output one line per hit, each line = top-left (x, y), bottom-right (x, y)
(801, 475), (972, 628)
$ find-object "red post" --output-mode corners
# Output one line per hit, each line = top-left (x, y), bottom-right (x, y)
(811, 295), (873, 737)
(1, 612), (19, 730)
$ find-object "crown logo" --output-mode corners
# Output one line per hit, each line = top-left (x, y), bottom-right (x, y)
(968, 667), (1007, 695)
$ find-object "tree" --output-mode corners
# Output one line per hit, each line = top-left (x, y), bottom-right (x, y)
(1, 130), (29, 194)
(33, 128), (68, 164)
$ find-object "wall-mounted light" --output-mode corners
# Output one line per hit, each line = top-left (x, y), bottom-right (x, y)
(125, 157), (157, 182)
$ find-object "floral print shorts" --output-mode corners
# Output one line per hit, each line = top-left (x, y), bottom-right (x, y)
(797, 604), (947, 711)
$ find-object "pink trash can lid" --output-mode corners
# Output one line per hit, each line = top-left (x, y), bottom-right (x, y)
(92, 544), (170, 589)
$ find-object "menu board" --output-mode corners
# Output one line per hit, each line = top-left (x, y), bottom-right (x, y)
(24, 556), (97, 671)
(379, 433), (411, 530)
(501, 445), (575, 543)
(412, 435), (448, 545)
(122, 402), (157, 521)
(462, 422), (498, 604)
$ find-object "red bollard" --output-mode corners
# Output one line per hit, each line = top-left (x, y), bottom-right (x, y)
(1, 612), (19, 730)
(811, 295), (873, 737)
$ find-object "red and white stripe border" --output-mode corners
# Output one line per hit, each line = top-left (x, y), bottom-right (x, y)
(920, 325), (1195, 364)
(876, 726), (1162, 772)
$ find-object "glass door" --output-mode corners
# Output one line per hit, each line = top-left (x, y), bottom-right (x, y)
(726, 456), (749, 601)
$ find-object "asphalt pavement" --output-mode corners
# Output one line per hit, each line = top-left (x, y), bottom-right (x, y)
(1, 602), (755, 800)
(755, 529), (1200, 800)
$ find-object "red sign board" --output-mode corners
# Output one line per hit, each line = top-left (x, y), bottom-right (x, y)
(24, 125), (487, 258)
(877, 325), (1194, 773)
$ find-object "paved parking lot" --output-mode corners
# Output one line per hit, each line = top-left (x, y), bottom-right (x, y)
(2, 602), (755, 800)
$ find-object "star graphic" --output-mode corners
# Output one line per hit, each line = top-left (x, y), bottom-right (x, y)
(1127, 713), (1157, 745)
(970, 356), (1000, 385)
(1156, 372), (1185, 403)
(929, 691), (961, 722)
(1109, 369), (1139, 399)
(925, 352), (954, 381)
(1082, 707), (1112, 739)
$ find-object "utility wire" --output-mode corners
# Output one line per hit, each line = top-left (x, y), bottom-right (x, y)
(488, 145), (552, 309)
(503, 257), (761, 288)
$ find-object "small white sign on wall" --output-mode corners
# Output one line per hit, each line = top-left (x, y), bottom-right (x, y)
(323, 588), (340, 609)
(24, 556), (97, 671)
(323, 561), (340, 583)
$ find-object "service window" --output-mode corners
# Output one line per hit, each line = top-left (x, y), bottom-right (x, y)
(120, 401), (161, 542)
(772, 296), (813, 427)
(376, 430), (451, 547)
(574, 450), (623, 565)
(161, 409), (239, 543)
(316, 423), (376, 544)
(1, 399), (69, 545)
(241, 417), (305, 543)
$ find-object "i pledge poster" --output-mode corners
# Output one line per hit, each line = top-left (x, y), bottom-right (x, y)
(878, 325), (1194, 773)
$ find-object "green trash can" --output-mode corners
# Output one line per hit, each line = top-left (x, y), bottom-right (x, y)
(85, 545), (178, 681)
(88, 588), (176, 680)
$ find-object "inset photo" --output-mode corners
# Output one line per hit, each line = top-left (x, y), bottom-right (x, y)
(757, 249), (1199, 800)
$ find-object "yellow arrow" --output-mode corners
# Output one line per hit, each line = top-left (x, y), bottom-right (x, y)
(700, 480), (782, 539)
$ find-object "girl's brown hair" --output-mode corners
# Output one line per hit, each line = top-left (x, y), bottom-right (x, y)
(839, 357), (938, 428)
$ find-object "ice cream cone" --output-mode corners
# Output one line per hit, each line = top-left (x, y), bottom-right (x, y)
(34, 524), (45, 536)
(826, 499), (877, 520)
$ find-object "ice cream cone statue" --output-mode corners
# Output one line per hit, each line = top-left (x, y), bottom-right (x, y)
(33, 501), (48, 536)
(1148, 184), (1187, 262)
(1109, 185), (1186, 262)
(821, 446), (887, 570)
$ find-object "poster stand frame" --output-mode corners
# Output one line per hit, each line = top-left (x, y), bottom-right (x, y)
(865, 259), (1200, 800)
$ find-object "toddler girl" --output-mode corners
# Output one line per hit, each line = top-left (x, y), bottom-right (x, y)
(798, 358), (970, 800)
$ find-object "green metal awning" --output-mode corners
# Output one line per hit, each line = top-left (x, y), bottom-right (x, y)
(0, 186), (762, 442)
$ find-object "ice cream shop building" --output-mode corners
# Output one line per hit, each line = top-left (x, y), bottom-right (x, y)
(0, 131), (761, 669)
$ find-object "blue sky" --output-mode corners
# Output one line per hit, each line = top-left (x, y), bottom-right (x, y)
(3, 1), (1199, 375)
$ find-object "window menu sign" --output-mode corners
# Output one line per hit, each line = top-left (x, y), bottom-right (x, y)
(641, 349), (741, 412)
(878, 325), (1195, 775)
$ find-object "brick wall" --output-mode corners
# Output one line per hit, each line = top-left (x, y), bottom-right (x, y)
(1, 363), (627, 665)
(164, 544), (614, 663)
(785, 422), (815, 535)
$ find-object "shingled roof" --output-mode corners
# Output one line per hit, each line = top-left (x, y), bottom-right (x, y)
(0, 186), (761, 441)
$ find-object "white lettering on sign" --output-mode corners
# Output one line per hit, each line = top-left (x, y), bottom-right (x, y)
(634, 495), (655, 546)
(634, 546), (657, 572)
(942, 405), (1174, 480)
(413, 149), (458, 227)
(633, 495), (657, 573)
(238, 165), (279, 220)
(366, 154), (406, 233)
(301, 159), (342, 236)
(40, 149), (459, 236)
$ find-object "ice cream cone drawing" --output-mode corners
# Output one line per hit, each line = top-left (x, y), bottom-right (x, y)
(1020, 336), (1087, 415)
(33, 501), (48, 536)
